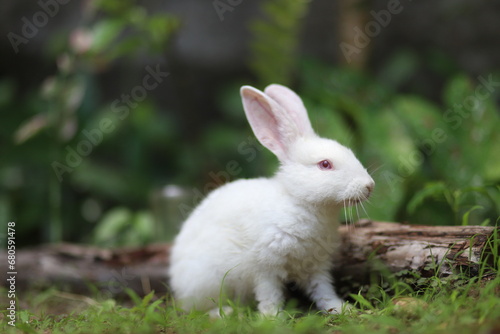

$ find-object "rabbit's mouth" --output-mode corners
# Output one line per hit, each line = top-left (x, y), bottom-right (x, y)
(344, 198), (366, 206)
(342, 181), (374, 207)
(341, 196), (371, 224)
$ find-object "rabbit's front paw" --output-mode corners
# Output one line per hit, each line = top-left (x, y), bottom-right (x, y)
(316, 297), (344, 314)
(324, 301), (352, 315)
(257, 301), (282, 317)
(254, 276), (285, 317)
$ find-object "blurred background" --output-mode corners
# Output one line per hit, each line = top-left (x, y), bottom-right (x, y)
(0, 0), (499, 248)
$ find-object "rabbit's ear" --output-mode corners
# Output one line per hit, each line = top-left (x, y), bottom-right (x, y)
(241, 85), (314, 161)
(264, 84), (314, 137)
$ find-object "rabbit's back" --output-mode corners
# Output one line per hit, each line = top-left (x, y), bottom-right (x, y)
(171, 177), (284, 249)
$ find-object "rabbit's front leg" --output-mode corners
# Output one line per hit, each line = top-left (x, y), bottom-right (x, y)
(304, 271), (344, 314)
(254, 274), (285, 316)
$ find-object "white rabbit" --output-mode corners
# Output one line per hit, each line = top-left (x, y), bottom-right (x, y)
(168, 84), (374, 316)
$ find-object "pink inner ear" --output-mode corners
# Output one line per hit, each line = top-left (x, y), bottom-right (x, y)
(247, 98), (287, 160)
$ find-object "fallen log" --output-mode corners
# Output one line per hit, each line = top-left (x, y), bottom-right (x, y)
(333, 220), (498, 293)
(1, 220), (497, 298)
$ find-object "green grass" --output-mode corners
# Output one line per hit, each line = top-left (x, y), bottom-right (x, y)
(2, 229), (499, 333)
(1, 273), (499, 334)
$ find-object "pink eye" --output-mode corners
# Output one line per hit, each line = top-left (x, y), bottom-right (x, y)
(318, 159), (333, 170)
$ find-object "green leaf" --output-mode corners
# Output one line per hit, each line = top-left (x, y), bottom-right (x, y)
(141, 290), (155, 308)
(132, 211), (155, 241)
(91, 19), (125, 53)
(461, 205), (484, 226)
(480, 218), (491, 226)
(442, 74), (473, 109)
(350, 292), (375, 310)
(124, 287), (142, 306)
(145, 14), (180, 48)
(391, 95), (443, 141)
(407, 182), (448, 214)
(363, 107), (415, 168)
(93, 207), (132, 245)
(105, 36), (143, 61)
(13, 114), (49, 144)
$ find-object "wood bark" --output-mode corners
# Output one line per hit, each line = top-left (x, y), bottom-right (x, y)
(1, 220), (497, 298)
(333, 220), (498, 291)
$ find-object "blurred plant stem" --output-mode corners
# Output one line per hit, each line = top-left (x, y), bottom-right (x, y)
(49, 162), (62, 242)
(47, 60), (73, 243)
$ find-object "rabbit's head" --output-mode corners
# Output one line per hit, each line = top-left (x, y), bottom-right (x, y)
(241, 84), (374, 206)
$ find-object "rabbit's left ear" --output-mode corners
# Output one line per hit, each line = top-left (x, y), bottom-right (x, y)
(264, 84), (315, 138)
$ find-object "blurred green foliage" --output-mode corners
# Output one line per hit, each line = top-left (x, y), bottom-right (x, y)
(92, 207), (155, 247)
(1, 0), (498, 248)
(1, 0), (179, 246)
(249, 0), (309, 87)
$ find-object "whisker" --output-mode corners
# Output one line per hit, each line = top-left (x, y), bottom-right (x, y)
(368, 163), (386, 175)
(348, 205), (352, 226)
(349, 203), (354, 225)
(348, 203), (355, 232)
(355, 202), (360, 223)
(366, 163), (380, 172)
(364, 196), (373, 205)
(343, 199), (347, 224)
(345, 200), (349, 224)
(360, 201), (370, 220)
(346, 201), (350, 224)
(344, 133), (355, 147)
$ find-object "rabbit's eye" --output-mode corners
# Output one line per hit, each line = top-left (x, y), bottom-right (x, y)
(318, 159), (333, 170)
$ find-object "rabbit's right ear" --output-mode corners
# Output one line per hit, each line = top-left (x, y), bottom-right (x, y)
(240, 85), (314, 161)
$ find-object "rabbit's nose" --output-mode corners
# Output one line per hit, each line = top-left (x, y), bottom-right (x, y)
(365, 183), (374, 197)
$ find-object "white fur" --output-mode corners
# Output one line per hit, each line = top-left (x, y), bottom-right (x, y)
(169, 84), (374, 315)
